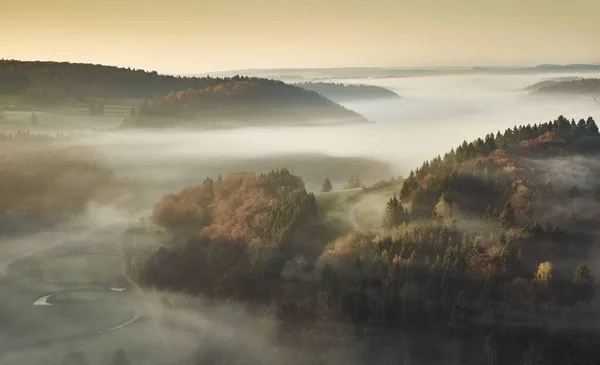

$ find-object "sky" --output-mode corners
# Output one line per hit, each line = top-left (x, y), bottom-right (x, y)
(2, 0), (599, 74)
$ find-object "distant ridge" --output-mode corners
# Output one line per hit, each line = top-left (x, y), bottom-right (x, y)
(294, 82), (401, 102)
(533, 78), (600, 96)
(187, 64), (600, 81)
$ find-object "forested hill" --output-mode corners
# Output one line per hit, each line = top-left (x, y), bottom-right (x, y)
(0, 60), (370, 126)
(534, 78), (600, 95)
(122, 116), (600, 364)
(523, 77), (583, 92)
(123, 79), (370, 127)
(294, 82), (400, 102)
(0, 60), (225, 101)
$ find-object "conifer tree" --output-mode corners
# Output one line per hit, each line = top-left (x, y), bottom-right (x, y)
(321, 177), (333, 193)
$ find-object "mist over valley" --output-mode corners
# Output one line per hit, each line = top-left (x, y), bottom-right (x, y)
(2, 60), (600, 365)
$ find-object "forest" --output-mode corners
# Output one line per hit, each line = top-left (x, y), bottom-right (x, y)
(0, 60), (369, 127)
(0, 60), (236, 102)
(294, 82), (400, 102)
(534, 78), (600, 95)
(122, 79), (369, 127)
(121, 115), (600, 365)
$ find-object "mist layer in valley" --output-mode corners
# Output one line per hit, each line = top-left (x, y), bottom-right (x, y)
(3, 71), (600, 365)
(64, 72), (600, 187)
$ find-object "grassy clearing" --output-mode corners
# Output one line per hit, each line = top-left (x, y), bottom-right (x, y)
(0, 302), (135, 355)
(52, 290), (133, 303)
(41, 254), (123, 285)
(315, 180), (403, 233)
(0, 109), (123, 133)
(0, 319), (175, 365)
(316, 188), (362, 214)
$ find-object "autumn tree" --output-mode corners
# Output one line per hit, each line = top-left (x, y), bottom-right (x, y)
(534, 261), (554, 284)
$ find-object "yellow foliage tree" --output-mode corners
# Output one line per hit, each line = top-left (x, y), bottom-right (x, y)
(534, 261), (554, 284)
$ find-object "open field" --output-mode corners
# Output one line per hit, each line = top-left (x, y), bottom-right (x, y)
(0, 230), (166, 364)
(316, 180), (403, 232)
(0, 110), (123, 132)
(316, 188), (362, 214)
(41, 253), (123, 285)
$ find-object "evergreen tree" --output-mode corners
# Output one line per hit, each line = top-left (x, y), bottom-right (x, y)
(484, 134), (498, 154)
(573, 264), (594, 303)
(577, 118), (586, 132)
(484, 205), (495, 222)
(570, 184), (582, 198)
(524, 200), (533, 219)
(112, 349), (132, 365)
(383, 195), (408, 230)
(585, 116), (599, 136)
(321, 177), (333, 193)
(499, 201), (516, 227)
(321, 262), (340, 299)
(30, 112), (38, 125)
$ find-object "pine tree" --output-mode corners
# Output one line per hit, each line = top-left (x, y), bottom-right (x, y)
(524, 201), (533, 219)
(570, 185), (582, 198)
(499, 201), (515, 228)
(573, 264), (594, 303)
(112, 349), (132, 365)
(577, 118), (586, 132)
(382, 195), (408, 230)
(30, 112), (38, 125)
(321, 177), (333, 193)
(484, 205), (494, 222)
(585, 117), (599, 136)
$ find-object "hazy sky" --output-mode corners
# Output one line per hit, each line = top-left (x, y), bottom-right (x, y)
(2, 0), (599, 74)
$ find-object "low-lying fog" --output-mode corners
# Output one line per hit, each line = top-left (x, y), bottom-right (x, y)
(3, 71), (600, 365)
(77, 72), (600, 190)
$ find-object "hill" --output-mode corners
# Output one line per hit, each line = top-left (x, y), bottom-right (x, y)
(534, 78), (600, 95)
(0, 60), (370, 127)
(121, 115), (600, 364)
(294, 82), (401, 102)
(122, 78), (370, 128)
(523, 77), (584, 92)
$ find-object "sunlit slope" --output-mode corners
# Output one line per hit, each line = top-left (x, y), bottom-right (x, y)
(316, 179), (403, 232)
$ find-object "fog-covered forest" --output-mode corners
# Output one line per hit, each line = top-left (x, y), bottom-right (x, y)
(2, 58), (600, 365)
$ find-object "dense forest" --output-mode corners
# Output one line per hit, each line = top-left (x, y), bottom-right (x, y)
(0, 60), (234, 102)
(523, 77), (584, 92)
(123, 115), (600, 364)
(122, 78), (369, 127)
(534, 78), (600, 95)
(0, 60), (370, 126)
(294, 82), (400, 102)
